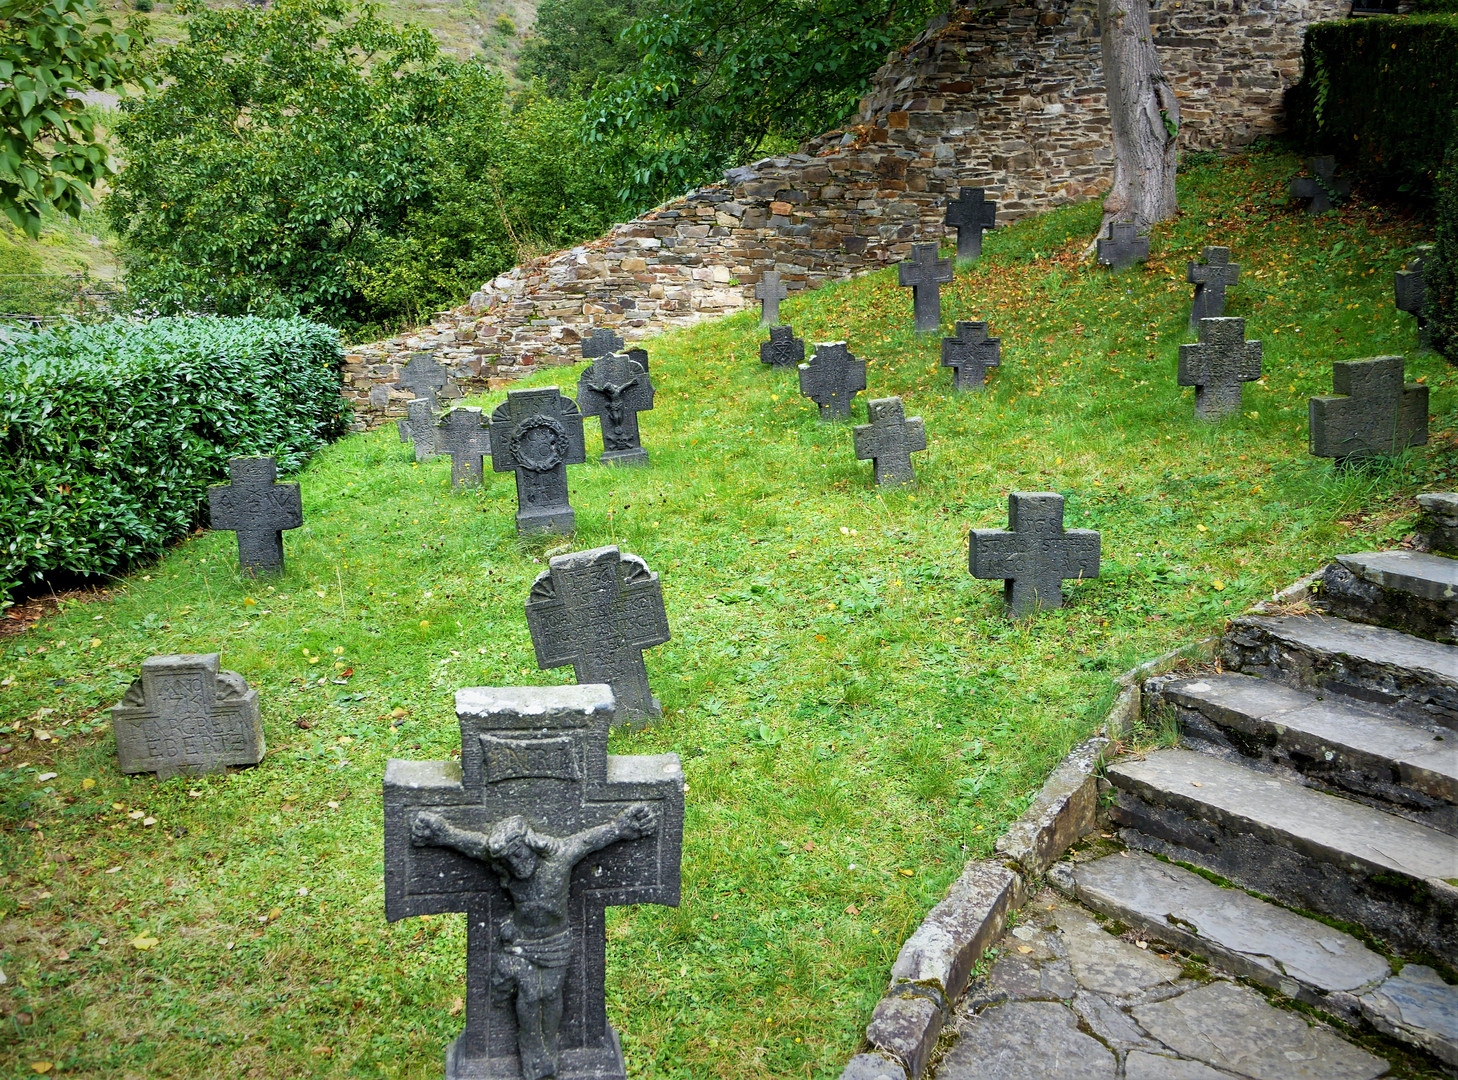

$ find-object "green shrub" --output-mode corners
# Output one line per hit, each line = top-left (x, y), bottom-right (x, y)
(1428, 133), (1458, 358)
(494, 13), (515, 34)
(134, 0), (152, 11)
(1412, 0), (1458, 12)
(0, 316), (348, 603)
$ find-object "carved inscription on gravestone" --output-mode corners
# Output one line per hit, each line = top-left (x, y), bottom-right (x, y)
(207, 457), (304, 576)
(798, 342), (867, 421)
(397, 351), (451, 409)
(942, 321), (1002, 392)
(760, 325), (805, 369)
(853, 397), (927, 487)
(438, 406), (494, 488)
(1310, 355), (1429, 462)
(1097, 221), (1149, 271)
(1187, 246), (1240, 329)
(970, 492), (1101, 617)
(1178, 317), (1263, 420)
(490, 387), (587, 534)
(577, 355), (654, 466)
(897, 243), (954, 332)
(111, 653), (264, 778)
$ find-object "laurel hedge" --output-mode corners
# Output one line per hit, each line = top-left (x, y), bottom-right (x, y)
(1430, 137), (1458, 358)
(0, 317), (348, 604)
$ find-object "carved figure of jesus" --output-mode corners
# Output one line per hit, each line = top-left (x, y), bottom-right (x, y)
(586, 375), (630, 449)
(411, 803), (658, 1080)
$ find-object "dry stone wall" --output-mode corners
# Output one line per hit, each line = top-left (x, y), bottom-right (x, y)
(345, 0), (1348, 428)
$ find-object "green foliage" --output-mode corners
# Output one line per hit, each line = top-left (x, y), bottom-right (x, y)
(1411, 0), (1458, 11)
(516, 0), (645, 96)
(1428, 132), (1458, 359)
(0, 316), (348, 602)
(0, 0), (144, 239)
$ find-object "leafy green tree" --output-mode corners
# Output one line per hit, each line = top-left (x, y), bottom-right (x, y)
(516, 0), (645, 96)
(0, 0), (143, 237)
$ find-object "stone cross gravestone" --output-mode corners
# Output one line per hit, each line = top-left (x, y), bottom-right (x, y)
(897, 243), (954, 332)
(525, 546), (670, 726)
(577, 355), (654, 466)
(1290, 157), (1351, 215)
(405, 398), (440, 463)
(941, 320), (1002, 392)
(1097, 221), (1150, 271)
(798, 342), (867, 421)
(384, 684), (683, 1080)
(581, 328), (625, 361)
(755, 271), (789, 327)
(853, 397), (927, 487)
(398, 351), (450, 409)
(1395, 252), (1429, 343)
(760, 325), (805, 369)
(970, 492), (1101, 617)
(110, 653), (264, 779)
(438, 406), (494, 488)
(1310, 356), (1429, 462)
(490, 387), (587, 534)
(1187, 246), (1240, 329)
(1177, 317), (1263, 420)
(945, 187), (997, 262)
(207, 457), (303, 576)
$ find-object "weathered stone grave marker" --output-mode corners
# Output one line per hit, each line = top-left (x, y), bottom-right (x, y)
(760, 324), (805, 369)
(1395, 250), (1430, 344)
(1178, 317), (1263, 420)
(853, 397), (926, 487)
(438, 406), (493, 488)
(525, 546), (669, 725)
(1097, 221), (1149, 271)
(798, 342), (867, 421)
(405, 398), (440, 463)
(941, 320), (1002, 392)
(1310, 356), (1429, 462)
(1187, 246), (1240, 329)
(490, 387), (587, 534)
(898, 243), (953, 332)
(1290, 157), (1351, 215)
(581, 328), (624, 361)
(945, 187), (997, 262)
(207, 456), (303, 576)
(397, 351), (450, 409)
(755, 271), (789, 327)
(970, 492), (1101, 617)
(577, 354), (654, 466)
(384, 684), (683, 1080)
(110, 653), (264, 778)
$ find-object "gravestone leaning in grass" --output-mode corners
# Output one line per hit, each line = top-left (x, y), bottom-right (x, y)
(384, 684), (683, 1080)
(397, 351), (450, 409)
(1309, 356), (1429, 463)
(970, 492), (1101, 617)
(437, 406), (493, 488)
(798, 342), (867, 421)
(755, 270), (789, 326)
(945, 186), (997, 263)
(577, 354), (654, 466)
(1178, 317), (1263, 420)
(525, 545), (670, 726)
(581, 328), (624, 361)
(853, 397), (926, 487)
(405, 398), (440, 463)
(1395, 251), (1430, 345)
(898, 243), (954, 332)
(207, 456), (303, 576)
(490, 387), (587, 535)
(1290, 156), (1351, 216)
(760, 324), (805, 369)
(111, 653), (264, 779)
(942, 320), (1002, 392)
(1097, 221), (1149, 271)
(1187, 246), (1240, 330)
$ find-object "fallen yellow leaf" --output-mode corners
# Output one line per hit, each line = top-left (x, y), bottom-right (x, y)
(81, 778), (96, 790)
(1017, 945), (1034, 955)
(130, 934), (159, 950)
(30, 1063), (53, 1075)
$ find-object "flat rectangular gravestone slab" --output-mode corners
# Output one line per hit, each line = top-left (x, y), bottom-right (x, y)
(111, 653), (264, 778)
(1310, 356), (1428, 462)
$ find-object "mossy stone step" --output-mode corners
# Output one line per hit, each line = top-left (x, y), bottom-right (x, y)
(1314, 550), (1458, 645)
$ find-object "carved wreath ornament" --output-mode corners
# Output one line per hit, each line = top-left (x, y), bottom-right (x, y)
(510, 414), (569, 471)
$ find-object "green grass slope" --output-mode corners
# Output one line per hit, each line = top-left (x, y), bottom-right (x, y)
(0, 150), (1453, 1079)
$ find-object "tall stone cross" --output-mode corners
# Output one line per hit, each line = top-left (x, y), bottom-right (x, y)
(490, 387), (587, 534)
(207, 456), (303, 576)
(384, 684), (683, 1080)
(941, 320), (1002, 392)
(110, 653), (264, 779)
(581, 328), (624, 361)
(398, 351), (450, 409)
(755, 271), (789, 326)
(798, 342), (867, 421)
(1097, 221), (1149, 271)
(1310, 356), (1429, 463)
(438, 406), (494, 488)
(945, 187), (997, 262)
(853, 397), (927, 487)
(577, 354), (655, 466)
(405, 397), (440, 463)
(1177, 317), (1263, 421)
(970, 492), (1101, 617)
(897, 243), (954, 332)
(1187, 246), (1240, 329)
(760, 324), (805, 368)
(1290, 156), (1351, 215)
(525, 546), (670, 725)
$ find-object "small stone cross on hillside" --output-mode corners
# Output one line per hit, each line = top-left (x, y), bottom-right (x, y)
(577, 354), (654, 466)
(760, 325), (805, 368)
(898, 243), (954, 332)
(755, 271), (789, 326)
(1097, 222), (1149, 271)
(581, 328), (624, 360)
(970, 492), (1101, 617)
(207, 457), (303, 576)
(1178, 317), (1263, 420)
(1290, 157), (1351, 215)
(405, 398), (439, 463)
(437, 406), (493, 488)
(490, 387), (587, 534)
(942, 321), (1002, 392)
(945, 187), (997, 262)
(853, 397), (926, 487)
(1188, 246), (1240, 329)
(397, 351), (449, 409)
(798, 342), (867, 421)
(1310, 356), (1428, 462)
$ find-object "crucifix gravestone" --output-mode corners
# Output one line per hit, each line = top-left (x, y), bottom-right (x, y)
(384, 684), (683, 1080)
(853, 397), (927, 487)
(438, 406), (494, 488)
(760, 325), (805, 368)
(525, 546), (670, 727)
(581, 329), (624, 361)
(490, 387), (587, 534)
(897, 243), (954, 332)
(577, 355), (654, 466)
(945, 187), (997, 262)
(207, 457), (303, 576)
(1310, 355), (1429, 462)
(969, 492), (1101, 617)
(1097, 221), (1149, 271)
(1290, 157), (1351, 215)
(1178, 317), (1263, 420)
(941, 320), (1002, 392)
(110, 653), (264, 779)
(406, 398), (441, 463)
(1187, 246), (1240, 329)
(755, 271), (789, 327)
(798, 342), (867, 421)
(398, 351), (451, 409)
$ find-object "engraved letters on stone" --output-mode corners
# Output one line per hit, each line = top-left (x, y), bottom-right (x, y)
(755, 271), (789, 327)
(970, 492), (1101, 617)
(490, 387), (587, 534)
(798, 342), (867, 421)
(1187, 246), (1240, 329)
(1097, 221), (1150, 271)
(941, 321), (1002, 392)
(897, 243), (954, 332)
(853, 397), (926, 487)
(110, 653), (264, 778)
(1309, 356), (1428, 463)
(406, 397), (441, 463)
(1178, 317), (1263, 420)
(437, 406), (494, 488)
(207, 456), (304, 576)
(577, 354), (655, 466)
(760, 324), (805, 369)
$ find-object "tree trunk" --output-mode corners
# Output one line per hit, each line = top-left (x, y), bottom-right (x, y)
(1090, 0), (1180, 253)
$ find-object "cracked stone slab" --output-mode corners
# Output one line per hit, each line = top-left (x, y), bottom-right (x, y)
(988, 954), (1077, 1001)
(938, 1001), (1115, 1079)
(1052, 905), (1182, 999)
(1071, 990), (1165, 1054)
(1131, 982), (1387, 1080)
(1359, 964), (1458, 1067)
(1123, 1052), (1242, 1079)
(1335, 551), (1458, 605)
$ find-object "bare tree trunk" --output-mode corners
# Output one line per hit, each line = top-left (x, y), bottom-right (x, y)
(1088, 0), (1180, 254)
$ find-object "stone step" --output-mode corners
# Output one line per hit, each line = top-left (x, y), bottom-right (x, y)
(1222, 613), (1458, 730)
(1156, 671), (1457, 835)
(1313, 550), (1458, 645)
(1107, 748), (1458, 966)
(1053, 851), (1458, 1067)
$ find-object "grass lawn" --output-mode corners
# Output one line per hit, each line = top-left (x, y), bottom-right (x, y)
(1, 148), (1453, 1079)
